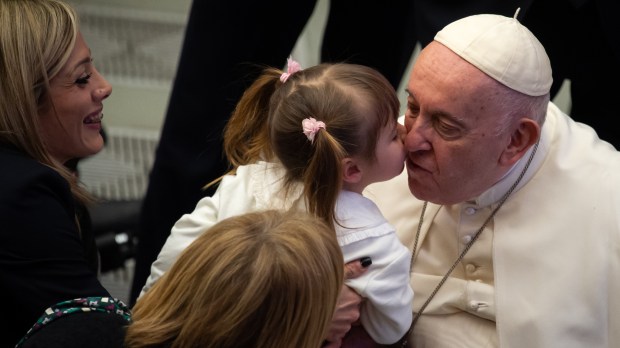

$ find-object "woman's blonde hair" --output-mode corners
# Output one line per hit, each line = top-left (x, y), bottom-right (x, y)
(126, 209), (344, 348)
(0, 0), (91, 203)
(222, 62), (400, 229)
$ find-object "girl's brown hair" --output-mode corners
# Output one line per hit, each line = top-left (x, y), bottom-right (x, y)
(223, 62), (400, 229)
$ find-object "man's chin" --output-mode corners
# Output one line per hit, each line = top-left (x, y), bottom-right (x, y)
(407, 177), (423, 199)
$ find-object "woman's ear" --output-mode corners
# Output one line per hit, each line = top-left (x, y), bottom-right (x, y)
(500, 118), (541, 166)
(342, 158), (363, 184)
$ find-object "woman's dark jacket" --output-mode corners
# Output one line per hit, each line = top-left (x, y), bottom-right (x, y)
(0, 145), (110, 347)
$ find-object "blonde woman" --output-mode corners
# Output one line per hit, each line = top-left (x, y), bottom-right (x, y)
(126, 210), (344, 348)
(0, 1), (129, 346)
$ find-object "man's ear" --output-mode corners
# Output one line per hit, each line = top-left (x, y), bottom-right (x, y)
(342, 158), (363, 184)
(500, 118), (540, 166)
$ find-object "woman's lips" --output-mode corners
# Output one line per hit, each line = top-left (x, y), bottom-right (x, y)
(84, 112), (103, 124)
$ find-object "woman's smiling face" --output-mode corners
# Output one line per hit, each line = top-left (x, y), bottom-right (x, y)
(38, 32), (112, 164)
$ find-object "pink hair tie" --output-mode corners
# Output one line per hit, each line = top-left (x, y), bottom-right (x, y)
(302, 117), (326, 144)
(280, 56), (302, 83)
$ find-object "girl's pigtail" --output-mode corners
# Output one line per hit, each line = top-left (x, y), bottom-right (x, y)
(303, 126), (346, 231)
(223, 68), (282, 168)
(204, 67), (282, 190)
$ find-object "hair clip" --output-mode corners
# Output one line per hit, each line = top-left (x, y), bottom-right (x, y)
(280, 56), (302, 83)
(302, 117), (326, 144)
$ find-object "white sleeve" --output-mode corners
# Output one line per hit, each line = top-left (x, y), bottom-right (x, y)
(342, 233), (413, 345)
(139, 166), (260, 298)
(139, 190), (221, 298)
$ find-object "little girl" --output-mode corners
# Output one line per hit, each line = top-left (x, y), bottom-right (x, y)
(141, 57), (413, 345)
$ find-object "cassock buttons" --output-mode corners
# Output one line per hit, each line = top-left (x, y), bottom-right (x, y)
(462, 234), (473, 244)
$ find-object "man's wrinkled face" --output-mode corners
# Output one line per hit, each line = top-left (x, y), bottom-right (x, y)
(403, 42), (512, 205)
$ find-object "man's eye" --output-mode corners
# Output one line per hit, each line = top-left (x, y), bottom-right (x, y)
(406, 104), (420, 117)
(75, 73), (92, 85)
(435, 121), (461, 139)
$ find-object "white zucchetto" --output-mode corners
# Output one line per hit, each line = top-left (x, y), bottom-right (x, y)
(434, 9), (553, 96)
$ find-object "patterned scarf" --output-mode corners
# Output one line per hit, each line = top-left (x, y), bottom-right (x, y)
(15, 296), (131, 347)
